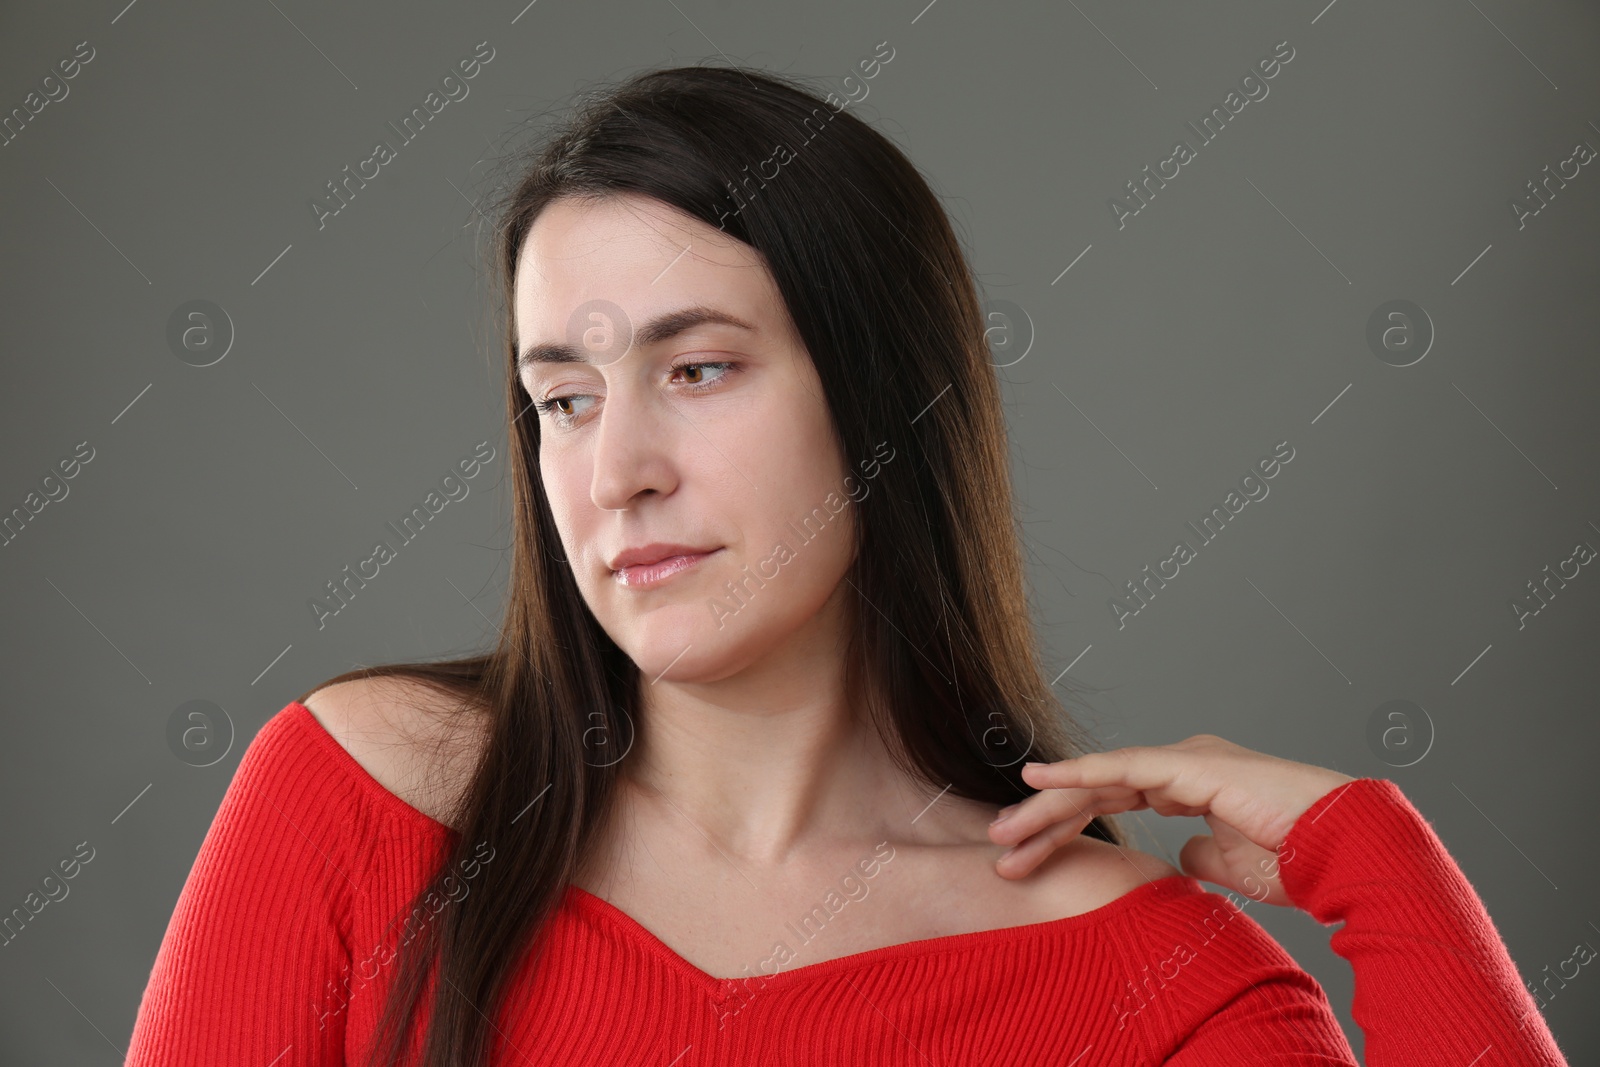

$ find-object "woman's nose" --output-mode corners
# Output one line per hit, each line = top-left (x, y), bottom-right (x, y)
(588, 393), (677, 511)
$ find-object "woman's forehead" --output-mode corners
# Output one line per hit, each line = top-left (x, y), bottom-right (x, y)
(513, 199), (780, 346)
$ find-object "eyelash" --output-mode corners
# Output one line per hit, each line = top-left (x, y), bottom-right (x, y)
(534, 359), (736, 426)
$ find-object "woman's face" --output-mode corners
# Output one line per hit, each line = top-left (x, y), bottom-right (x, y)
(513, 193), (857, 685)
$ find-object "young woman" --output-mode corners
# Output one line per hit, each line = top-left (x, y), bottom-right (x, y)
(125, 66), (1571, 1066)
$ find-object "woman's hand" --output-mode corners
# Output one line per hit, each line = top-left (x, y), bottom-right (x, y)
(987, 734), (1355, 906)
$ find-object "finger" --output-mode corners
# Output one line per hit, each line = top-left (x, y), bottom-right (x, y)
(987, 785), (1142, 846)
(1178, 833), (1288, 905)
(1177, 833), (1230, 887)
(994, 816), (1091, 880)
(1208, 822), (1290, 903)
(1021, 747), (1218, 810)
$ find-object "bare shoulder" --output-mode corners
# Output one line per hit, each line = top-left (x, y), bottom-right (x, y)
(300, 674), (487, 827)
(909, 798), (1186, 931)
(1045, 834), (1184, 905)
(995, 835), (1184, 926)
(937, 790), (1183, 914)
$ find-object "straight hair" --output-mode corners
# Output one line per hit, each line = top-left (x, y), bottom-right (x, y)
(300, 63), (1124, 1067)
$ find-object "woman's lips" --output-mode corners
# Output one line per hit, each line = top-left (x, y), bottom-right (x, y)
(612, 548), (722, 589)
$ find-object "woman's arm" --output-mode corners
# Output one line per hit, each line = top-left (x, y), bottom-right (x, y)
(988, 736), (1571, 1064)
(1271, 776), (1565, 1063)
(124, 706), (357, 1066)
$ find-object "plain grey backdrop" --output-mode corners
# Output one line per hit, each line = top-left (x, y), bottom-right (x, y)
(2, 0), (1597, 1060)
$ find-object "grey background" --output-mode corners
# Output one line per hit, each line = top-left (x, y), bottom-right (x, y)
(2, 0), (1596, 1060)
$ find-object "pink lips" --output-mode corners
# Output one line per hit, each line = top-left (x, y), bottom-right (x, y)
(612, 549), (721, 589)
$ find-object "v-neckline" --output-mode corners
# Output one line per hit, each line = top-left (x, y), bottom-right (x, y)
(290, 702), (1202, 996)
(561, 876), (1196, 997)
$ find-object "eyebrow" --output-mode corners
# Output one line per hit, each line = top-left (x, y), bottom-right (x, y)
(516, 305), (758, 370)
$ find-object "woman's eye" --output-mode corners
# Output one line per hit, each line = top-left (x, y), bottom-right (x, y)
(535, 393), (594, 423)
(672, 360), (734, 388)
(534, 361), (735, 427)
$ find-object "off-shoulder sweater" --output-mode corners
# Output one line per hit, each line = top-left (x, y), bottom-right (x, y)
(123, 700), (1571, 1065)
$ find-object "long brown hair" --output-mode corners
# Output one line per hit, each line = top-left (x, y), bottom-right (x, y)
(302, 63), (1125, 1067)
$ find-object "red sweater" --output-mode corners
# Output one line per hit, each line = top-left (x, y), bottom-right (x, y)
(124, 700), (1570, 1065)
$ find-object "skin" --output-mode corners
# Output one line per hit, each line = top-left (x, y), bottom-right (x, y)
(987, 734), (1356, 906)
(508, 190), (1353, 973)
(511, 193), (1186, 974)
(514, 191), (899, 864)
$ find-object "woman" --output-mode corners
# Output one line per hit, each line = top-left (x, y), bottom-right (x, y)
(124, 66), (1570, 1065)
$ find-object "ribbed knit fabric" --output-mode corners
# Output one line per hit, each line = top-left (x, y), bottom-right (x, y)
(123, 701), (1571, 1065)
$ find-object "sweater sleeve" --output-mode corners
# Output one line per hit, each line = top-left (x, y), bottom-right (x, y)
(124, 704), (359, 1066)
(1269, 776), (1570, 1065)
(1145, 777), (1568, 1067)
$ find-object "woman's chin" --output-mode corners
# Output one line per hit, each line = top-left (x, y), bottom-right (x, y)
(622, 627), (752, 686)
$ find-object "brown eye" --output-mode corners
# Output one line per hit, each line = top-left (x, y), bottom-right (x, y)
(535, 392), (593, 425)
(669, 360), (735, 391)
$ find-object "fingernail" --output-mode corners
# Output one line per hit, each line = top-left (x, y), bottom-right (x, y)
(991, 805), (1016, 824)
(1022, 762), (1043, 770)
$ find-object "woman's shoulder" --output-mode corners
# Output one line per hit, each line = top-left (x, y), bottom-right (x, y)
(298, 674), (489, 831)
(925, 797), (1188, 929)
(1000, 834), (1189, 926)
